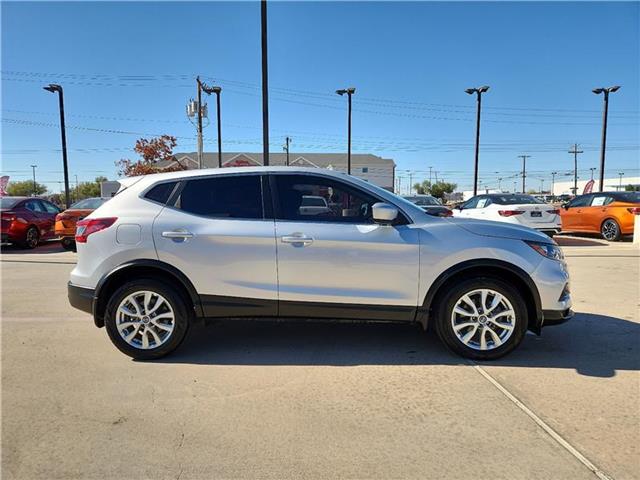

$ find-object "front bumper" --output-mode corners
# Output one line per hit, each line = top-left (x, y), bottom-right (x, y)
(543, 308), (574, 326)
(68, 282), (95, 315)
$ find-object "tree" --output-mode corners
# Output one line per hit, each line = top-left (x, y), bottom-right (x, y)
(624, 184), (639, 192)
(6, 180), (48, 196)
(413, 180), (432, 195)
(76, 176), (108, 200)
(430, 182), (457, 200)
(115, 135), (186, 177)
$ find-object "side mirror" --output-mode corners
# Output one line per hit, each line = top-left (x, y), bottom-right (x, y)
(372, 202), (398, 225)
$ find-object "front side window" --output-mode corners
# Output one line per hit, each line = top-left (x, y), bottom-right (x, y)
(174, 175), (263, 219)
(462, 197), (480, 209)
(273, 175), (379, 223)
(567, 195), (591, 208)
(24, 200), (45, 212)
(41, 201), (60, 213)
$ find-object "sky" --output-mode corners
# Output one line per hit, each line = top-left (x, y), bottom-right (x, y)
(1, 1), (639, 193)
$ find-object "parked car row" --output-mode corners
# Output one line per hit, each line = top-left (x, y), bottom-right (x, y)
(445, 192), (639, 241)
(0, 196), (108, 249)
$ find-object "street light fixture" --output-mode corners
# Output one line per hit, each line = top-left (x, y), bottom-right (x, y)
(43, 84), (71, 208)
(593, 85), (621, 192)
(465, 85), (490, 196)
(336, 87), (356, 175)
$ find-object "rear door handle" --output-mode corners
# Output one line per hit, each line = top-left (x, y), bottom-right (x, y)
(281, 234), (313, 246)
(162, 229), (194, 239)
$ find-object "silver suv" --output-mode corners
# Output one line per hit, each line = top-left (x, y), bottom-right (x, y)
(68, 167), (572, 360)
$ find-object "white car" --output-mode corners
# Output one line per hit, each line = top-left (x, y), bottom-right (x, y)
(453, 194), (561, 236)
(299, 195), (331, 216)
(68, 167), (572, 361)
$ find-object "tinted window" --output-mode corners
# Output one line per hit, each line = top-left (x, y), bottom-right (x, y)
(41, 201), (60, 213)
(462, 197), (480, 209)
(274, 175), (379, 223)
(613, 192), (640, 203)
(404, 196), (440, 206)
(489, 195), (544, 205)
(24, 200), (45, 212)
(70, 198), (106, 210)
(567, 195), (591, 208)
(175, 175), (263, 219)
(145, 182), (178, 205)
(476, 197), (492, 208)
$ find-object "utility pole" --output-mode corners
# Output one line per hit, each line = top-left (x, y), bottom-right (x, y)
(408, 171), (413, 194)
(590, 167), (596, 180)
(429, 166), (433, 184)
(43, 84), (71, 208)
(498, 177), (502, 191)
(551, 171), (558, 198)
(212, 86), (222, 168)
(30, 165), (37, 196)
(513, 181), (517, 193)
(196, 77), (204, 169)
(593, 86), (620, 192)
(336, 88), (356, 174)
(283, 136), (292, 166)
(261, 0), (270, 166)
(434, 170), (439, 183)
(465, 85), (490, 196)
(540, 179), (544, 193)
(568, 144), (583, 195)
(74, 174), (79, 202)
(518, 155), (530, 193)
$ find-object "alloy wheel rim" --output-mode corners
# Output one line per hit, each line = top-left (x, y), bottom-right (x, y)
(26, 228), (38, 247)
(116, 290), (175, 350)
(450, 288), (516, 351)
(602, 220), (618, 240)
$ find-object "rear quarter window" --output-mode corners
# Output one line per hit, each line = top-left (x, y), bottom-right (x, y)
(144, 182), (178, 205)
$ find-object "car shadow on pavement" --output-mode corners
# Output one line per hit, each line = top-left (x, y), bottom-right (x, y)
(555, 236), (609, 247)
(0, 241), (66, 254)
(156, 312), (639, 377)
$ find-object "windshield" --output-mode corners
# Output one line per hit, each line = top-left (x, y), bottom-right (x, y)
(70, 198), (106, 210)
(0, 198), (23, 209)
(490, 195), (545, 205)
(404, 196), (441, 206)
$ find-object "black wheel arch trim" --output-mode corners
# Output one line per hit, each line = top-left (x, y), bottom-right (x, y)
(93, 259), (204, 327)
(417, 259), (543, 334)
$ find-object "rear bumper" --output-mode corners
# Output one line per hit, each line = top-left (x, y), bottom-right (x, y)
(543, 308), (574, 326)
(68, 282), (95, 316)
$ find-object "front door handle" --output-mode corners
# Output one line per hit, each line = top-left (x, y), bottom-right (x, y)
(162, 229), (194, 240)
(281, 234), (313, 246)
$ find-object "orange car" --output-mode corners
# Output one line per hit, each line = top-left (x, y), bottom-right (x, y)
(560, 191), (640, 241)
(55, 197), (109, 250)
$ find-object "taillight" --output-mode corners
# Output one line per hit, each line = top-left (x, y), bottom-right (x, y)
(1, 213), (16, 222)
(75, 217), (117, 243)
(498, 210), (525, 217)
(627, 207), (640, 215)
(546, 209), (560, 215)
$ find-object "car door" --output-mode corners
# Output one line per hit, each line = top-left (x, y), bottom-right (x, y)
(583, 194), (612, 233)
(23, 200), (48, 236)
(270, 173), (420, 320)
(562, 195), (591, 231)
(152, 173), (278, 317)
(39, 200), (60, 238)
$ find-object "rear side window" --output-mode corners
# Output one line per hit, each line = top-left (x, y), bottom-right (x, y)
(145, 182), (178, 205)
(175, 175), (263, 219)
(567, 195), (591, 208)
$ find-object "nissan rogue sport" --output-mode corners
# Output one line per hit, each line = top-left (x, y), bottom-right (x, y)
(68, 167), (572, 360)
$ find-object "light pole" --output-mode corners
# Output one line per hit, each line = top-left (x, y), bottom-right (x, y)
(336, 87), (356, 175)
(513, 181), (517, 193)
(589, 167), (596, 180)
(30, 165), (37, 196)
(618, 172), (624, 190)
(283, 136), (292, 166)
(261, 0), (270, 166)
(43, 84), (71, 208)
(203, 85), (223, 168)
(551, 171), (558, 199)
(497, 177), (502, 191)
(540, 179), (544, 193)
(465, 85), (490, 196)
(593, 86), (621, 192)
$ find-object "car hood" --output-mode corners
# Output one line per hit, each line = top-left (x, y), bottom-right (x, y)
(445, 217), (553, 243)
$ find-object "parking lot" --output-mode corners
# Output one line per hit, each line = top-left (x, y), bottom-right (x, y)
(1, 236), (639, 480)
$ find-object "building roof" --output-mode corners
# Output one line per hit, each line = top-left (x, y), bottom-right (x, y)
(163, 152), (395, 170)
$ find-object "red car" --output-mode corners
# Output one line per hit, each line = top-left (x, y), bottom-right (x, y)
(1, 196), (61, 248)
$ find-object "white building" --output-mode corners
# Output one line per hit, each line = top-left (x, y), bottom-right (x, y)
(160, 152), (396, 191)
(552, 176), (640, 195)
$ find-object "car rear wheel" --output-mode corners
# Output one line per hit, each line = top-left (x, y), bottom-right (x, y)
(104, 279), (190, 360)
(61, 237), (76, 251)
(601, 219), (621, 241)
(434, 277), (528, 360)
(21, 226), (39, 249)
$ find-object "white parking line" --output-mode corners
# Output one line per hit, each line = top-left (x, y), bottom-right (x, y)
(470, 362), (614, 480)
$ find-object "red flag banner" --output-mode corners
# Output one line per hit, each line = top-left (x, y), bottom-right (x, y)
(583, 179), (595, 194)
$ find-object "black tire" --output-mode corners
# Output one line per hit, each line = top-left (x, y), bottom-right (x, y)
(434, 277), (528, 360)
(61, 238), (76, 251)
(20, 226), (39, 249)
(601, 218), (621, 241)
(104, 279), (191, 360)
(545, 231), (555, 239)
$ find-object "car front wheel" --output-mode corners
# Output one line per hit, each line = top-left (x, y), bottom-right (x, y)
(434, 277), (528, 360)
(104, 279), (190, 360)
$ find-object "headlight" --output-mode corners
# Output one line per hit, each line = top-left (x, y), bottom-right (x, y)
(526, 241), (564, 261)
